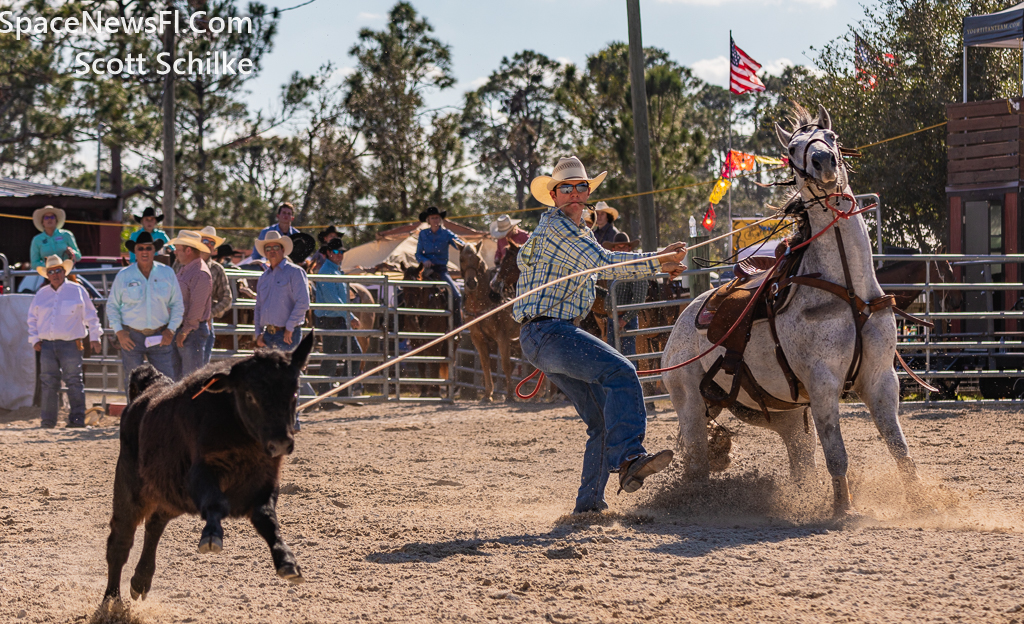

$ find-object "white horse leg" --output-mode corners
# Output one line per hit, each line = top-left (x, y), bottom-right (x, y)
(664, 363), (712, 480)
(858, 366), (919, 485)
(772, 408), (818, 485)
(806, 378), (853, 517)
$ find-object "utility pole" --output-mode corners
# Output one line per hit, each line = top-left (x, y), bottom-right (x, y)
(626, 0), (658, 251)
(162, 4), (175, 232)
(95, 122), (105, 194)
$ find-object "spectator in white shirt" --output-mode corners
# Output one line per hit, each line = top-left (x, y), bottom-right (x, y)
(27, 255), (102, 429)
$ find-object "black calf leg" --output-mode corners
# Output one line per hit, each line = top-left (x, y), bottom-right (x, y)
(188, 462), (230, 554)
(129, 511), (176, 600)
(104, 457), (146, 600)
(250, 490), (303, 584)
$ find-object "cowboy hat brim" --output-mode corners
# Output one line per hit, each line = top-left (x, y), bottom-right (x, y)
(133, 211), (164, 223)
(255, 234), (294, 257)
(419, 209), (448, 222)
(529, 171), (607, 207)
(199, 230), (226, 248)
(36, 258), (74, 278)
(32, 207), (66, 232)
(595, 205), (619, 221)
(124, 238), (165, 253)
(489, 218), (522, 239)
(168, 235), (212, 253)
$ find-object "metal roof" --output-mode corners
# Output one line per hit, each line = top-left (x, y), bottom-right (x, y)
(0, 177), (116, 199)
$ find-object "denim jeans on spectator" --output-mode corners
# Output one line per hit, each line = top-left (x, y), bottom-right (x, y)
(314, 315), (363, 395)
(39, 339), (87, 427)
(430, 267), (462, 327)
(261, 326), (316, 400)
(203, 324), (215, 365)
(519, 318), (649, 513)
(173, 324), (210, 380)
(121, 329), (175, 394)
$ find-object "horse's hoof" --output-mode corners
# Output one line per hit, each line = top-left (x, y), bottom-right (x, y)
(830, 508), (866, 528)
(277, 564), (304, 584)
(505, 394), (516, 404)
(128, 586), (147, 601)
(198, 535), (223, 554)
(480, 395), (493, 403)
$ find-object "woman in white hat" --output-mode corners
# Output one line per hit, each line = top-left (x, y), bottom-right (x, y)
(592, 202), (621, 246)
(26, 255), (102, 428)
(30, 206), (81, 269)
(513, 155), (688, 513)
(490, 215), (530, 265)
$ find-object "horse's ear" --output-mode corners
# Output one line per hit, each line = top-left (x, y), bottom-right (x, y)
(474, 241), (482, 252)
(775, 122), (792, 147)
(816, 104), (832, 131)
(290, 329), (315, 371)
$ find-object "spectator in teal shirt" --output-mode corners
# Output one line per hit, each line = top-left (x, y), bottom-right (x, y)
(314, 237), (362, 396)
(128, 207), (173, 263)
(30, 206), (81, 269)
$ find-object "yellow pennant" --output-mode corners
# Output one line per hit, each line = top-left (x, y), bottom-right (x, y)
(708, 178), (731, 205)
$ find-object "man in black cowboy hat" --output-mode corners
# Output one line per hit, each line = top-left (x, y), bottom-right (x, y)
(415, 206), (466, 326)
(129, 207), (173, 263)
(313, 237), (363, 401)
(107, 232), (183, 389)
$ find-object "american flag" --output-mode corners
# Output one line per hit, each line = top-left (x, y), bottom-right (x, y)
(730, 37), (765, 95)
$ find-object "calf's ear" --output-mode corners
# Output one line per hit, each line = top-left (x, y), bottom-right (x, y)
(291, 328), (314, 371)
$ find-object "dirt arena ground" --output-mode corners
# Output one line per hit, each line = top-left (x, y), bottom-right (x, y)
(1, 397), (1023, 624)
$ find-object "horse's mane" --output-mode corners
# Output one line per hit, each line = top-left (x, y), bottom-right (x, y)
(785, 102), (816, 132)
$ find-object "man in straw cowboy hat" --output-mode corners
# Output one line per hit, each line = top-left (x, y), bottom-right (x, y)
(27, 255), (102, 428)
(30, 206), (81, 269)
(253, 201), (301, 261)
(490, 214), (530, 265)
(167, 230), (214, 378)
(198, 226), (233, 365)
(253, 230), (310, 351)
(106, 231), (183, 390)
(514, 155), (688, 513)
(128, 207), (173, 263)
(592, 201), (622, 246)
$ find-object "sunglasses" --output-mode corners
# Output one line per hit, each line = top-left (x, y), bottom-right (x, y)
(46, 268), (64, 275)
(42, 214), (57, 220)
(264, 244), (283, 252)
(556, 182), (590, 194)
(134, 245), (155, 252)
(201, 238), (216, 248)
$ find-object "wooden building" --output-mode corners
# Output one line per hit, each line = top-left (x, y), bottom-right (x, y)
(0, 178), (120, 265)
(946, 98), (1022, 332)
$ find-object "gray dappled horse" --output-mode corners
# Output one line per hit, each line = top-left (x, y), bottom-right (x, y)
(662, 104), (920, 518)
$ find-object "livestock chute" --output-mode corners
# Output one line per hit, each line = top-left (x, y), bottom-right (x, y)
(963, 2), (1024, 101)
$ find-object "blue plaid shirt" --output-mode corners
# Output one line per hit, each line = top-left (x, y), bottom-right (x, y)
(512, 207), (660, 323)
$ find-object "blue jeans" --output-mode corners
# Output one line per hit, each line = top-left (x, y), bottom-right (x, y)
(173, 324), (210, 380)
(39, 340), (86, 426)
(120, 329), (175, 394)
(430, 267), (462, 327)
(261, 326), (316, 400)
(204, 324), (215, 365)
(519, 318), (649, 513)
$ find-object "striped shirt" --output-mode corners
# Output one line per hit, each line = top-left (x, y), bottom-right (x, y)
(512, 207), (660, 323)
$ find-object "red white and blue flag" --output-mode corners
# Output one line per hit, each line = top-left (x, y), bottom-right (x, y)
(730, 37), (765, 95)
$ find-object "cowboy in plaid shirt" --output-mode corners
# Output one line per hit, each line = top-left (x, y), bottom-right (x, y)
(515, 156), (687, 513)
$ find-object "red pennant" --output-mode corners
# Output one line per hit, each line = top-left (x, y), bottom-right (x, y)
(701, 204), (716, 232)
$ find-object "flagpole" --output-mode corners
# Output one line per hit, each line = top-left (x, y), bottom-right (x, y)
(727, 31), (734, 255)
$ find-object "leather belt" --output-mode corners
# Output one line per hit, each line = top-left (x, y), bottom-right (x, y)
(125, 325), (167, 337)
(264, 325), (287, 334)
(523, 316), (560, 325)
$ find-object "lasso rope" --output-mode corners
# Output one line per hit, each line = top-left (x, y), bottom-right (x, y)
(296, 216), (778, 411)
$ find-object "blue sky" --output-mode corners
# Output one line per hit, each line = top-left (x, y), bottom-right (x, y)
(247, 0), (875, 114)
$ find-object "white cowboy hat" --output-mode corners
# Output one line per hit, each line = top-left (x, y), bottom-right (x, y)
(489, 215), (522, 239)
(529, 156), (607, 207)
(593, 201), (619, 222)
(168, 230), (213, 254)
(198, 225), (226, 249)
(32, 206), (66, 231)
(255, 230), (294, 257)
(36, 254), (74, 278)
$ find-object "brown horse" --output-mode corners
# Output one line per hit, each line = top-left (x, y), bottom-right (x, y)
(460, 242), (520, 402)
(400, 264), (451, 398)
(875, 259), (962, 312)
